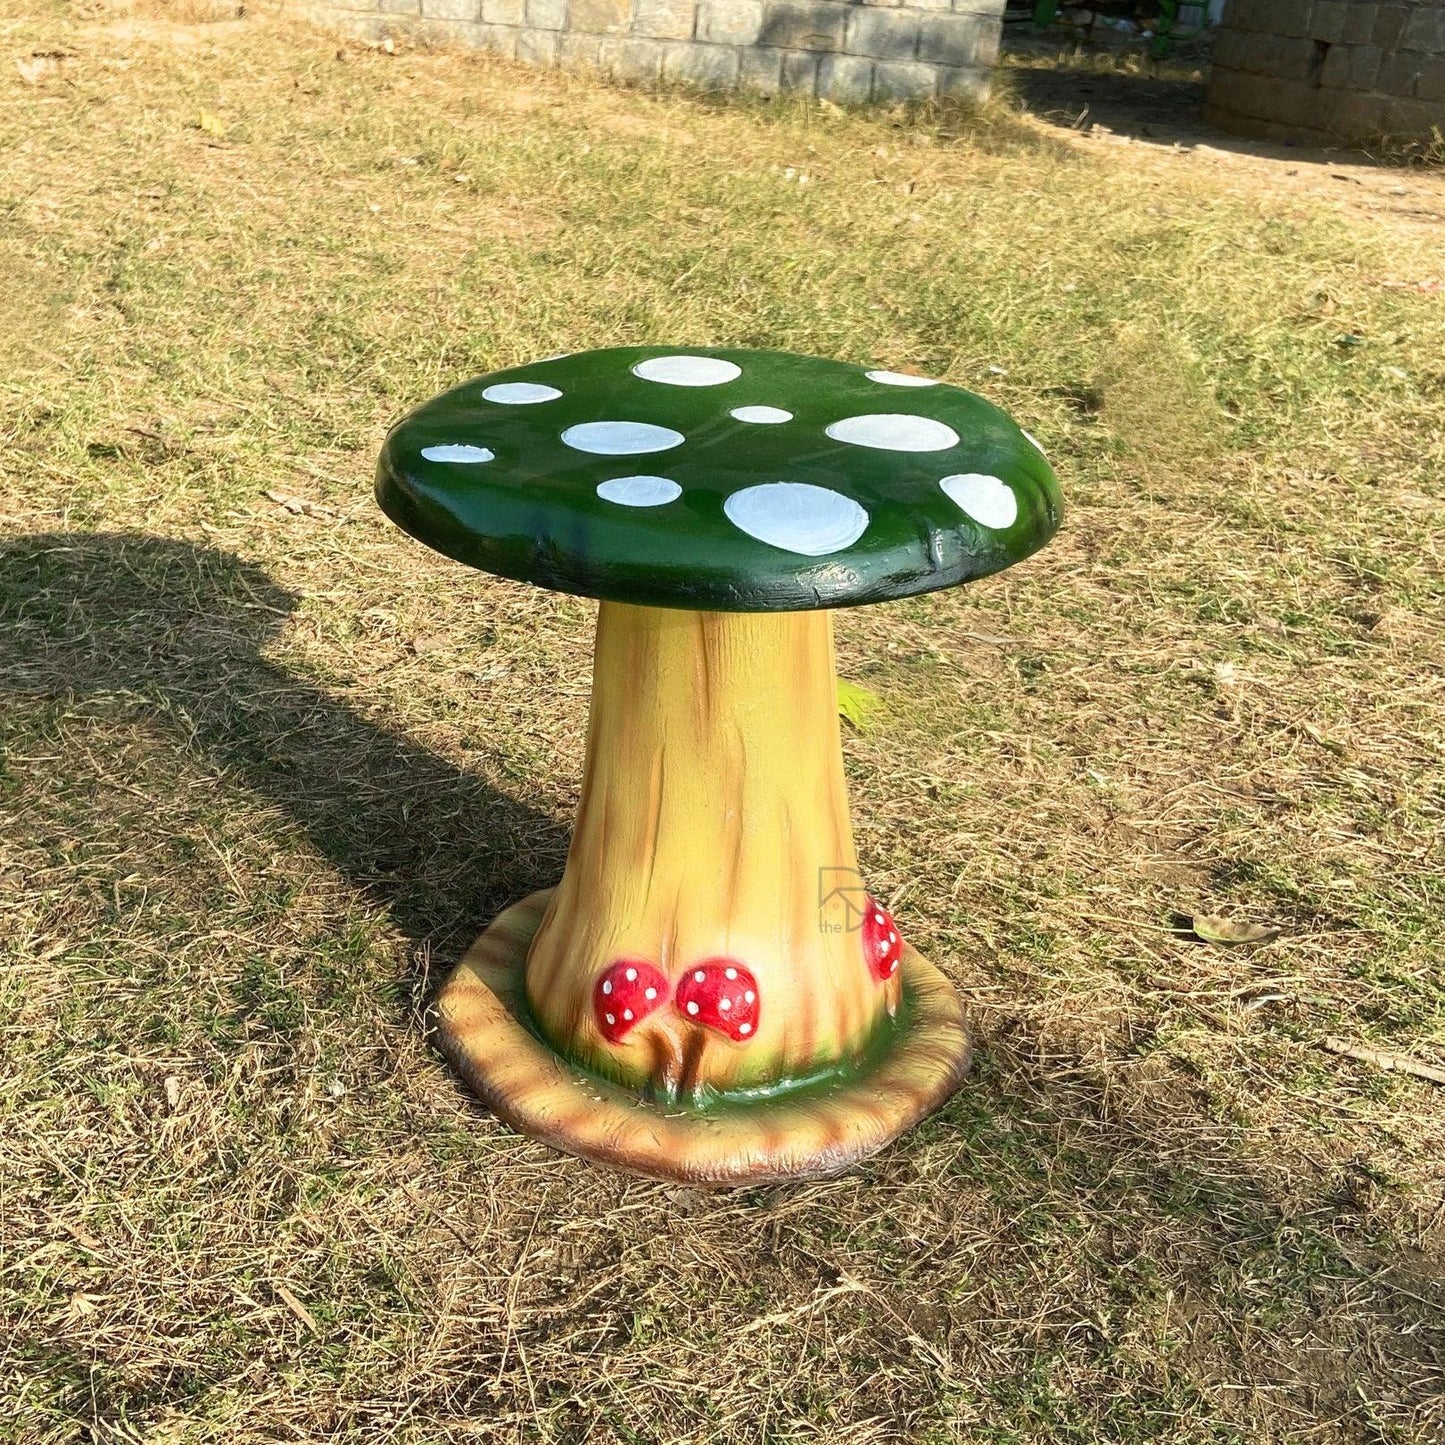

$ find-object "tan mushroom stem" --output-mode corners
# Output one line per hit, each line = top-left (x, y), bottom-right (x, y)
(523, 601), (900, 1100)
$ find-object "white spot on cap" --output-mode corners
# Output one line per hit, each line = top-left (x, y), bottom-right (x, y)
(421, 444), (494, 463)
(625, 967), (637, 981)
(596, 475), (682, 508)
(686, 1001), (700, 1016)
(866, 369), (938, 388)
(739, 1022), (752, 1035)
(826, 414), (959, 452)
(605, 1013), (615, 1025)
(602, 980), (612, 995)
(725, 967), (737, 980)
(622, 1009), (633, 1021)
(1022, 430), (1046, 455)
(562, 421), (684, 456)
(940, 473), (1018, 530)
(730, 405), (791, 424)
(694, 970), (705, 983)
(482, 382), (562, 405)
(723, 482), (868, 557)
(720, 998), (732, 1011)
(632, 355), (742, 387)
(644, 986), (657, 1000)
(744, 990), (755, 1004)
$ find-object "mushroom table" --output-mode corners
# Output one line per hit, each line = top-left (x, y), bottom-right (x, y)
(376, 347), (1062, 1184)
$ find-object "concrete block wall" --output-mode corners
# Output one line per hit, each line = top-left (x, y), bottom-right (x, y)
(1206, 0), (1445, 145)
(297, 0), (1004, 103)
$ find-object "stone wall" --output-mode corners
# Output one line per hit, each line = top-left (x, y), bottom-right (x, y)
(1206, 0), (1445, 145)
(296, 0), (1003, 103)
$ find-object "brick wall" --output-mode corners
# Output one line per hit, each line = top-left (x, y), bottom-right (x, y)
(296, 0), (1005, 103)
(1206, 0), (1445, 145)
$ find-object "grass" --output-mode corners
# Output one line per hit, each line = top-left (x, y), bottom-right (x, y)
(2, 2), (1444, 1440)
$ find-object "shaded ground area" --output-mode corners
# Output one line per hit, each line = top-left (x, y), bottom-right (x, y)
(999, 19), (1445, 230)
(1009, 59), (1205, 135)
(1001, 20), (1210, 138)
(1, 5), (1443, 1442)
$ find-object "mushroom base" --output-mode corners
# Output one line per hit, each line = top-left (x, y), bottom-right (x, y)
(434, 888), (972, 1184)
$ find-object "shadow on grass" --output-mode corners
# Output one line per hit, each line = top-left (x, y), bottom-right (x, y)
(0, 530), (570, 974)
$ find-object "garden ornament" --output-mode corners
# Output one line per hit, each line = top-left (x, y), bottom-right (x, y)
(376, 346), (1062, 1183)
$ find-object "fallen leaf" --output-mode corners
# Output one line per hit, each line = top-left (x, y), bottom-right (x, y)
(196, 110), (226, 137)
(1190, 914), (1281, 946)
(263, 489), (340, 520)
(836, 679), (883, 732)
(61, 1221), (106, 1254)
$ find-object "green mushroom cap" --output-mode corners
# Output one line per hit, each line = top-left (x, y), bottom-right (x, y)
(375, 346), (1063, 612)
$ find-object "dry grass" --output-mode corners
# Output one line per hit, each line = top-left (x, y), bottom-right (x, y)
(2, 5), (1444, 1441)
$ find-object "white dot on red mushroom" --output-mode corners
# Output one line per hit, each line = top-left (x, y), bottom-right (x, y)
(730, 405), (792, 424)
(862, 896), (904, 984)
(593, 960), (669, 1043)
(482, 382), (562, 405)
(561, 421), (685, 456)
(865, 369), (938, 388)
(674, 960), (759, 1043)
(632, 355), (742, 387)
(939, 473), (1018, 530)
(596, 475), (682, 507)
(723, 482), (869, 558)
(421, 444), (494, 463)
(825, 414), (959, 452)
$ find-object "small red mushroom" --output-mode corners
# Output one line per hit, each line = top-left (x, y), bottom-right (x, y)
(862, 896), (902, 982)
(593, 960), (669, 1043)
(675, 959), (759, 1043)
